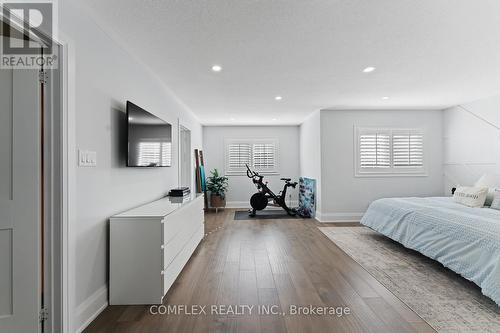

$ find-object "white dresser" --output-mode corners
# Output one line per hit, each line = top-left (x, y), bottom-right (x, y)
(109, 194), (204, 305)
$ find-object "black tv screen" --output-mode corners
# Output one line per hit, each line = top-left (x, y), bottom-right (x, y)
(127, 101), (172, 167)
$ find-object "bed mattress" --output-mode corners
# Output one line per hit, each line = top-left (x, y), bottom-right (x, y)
(361, 197), (500, 306)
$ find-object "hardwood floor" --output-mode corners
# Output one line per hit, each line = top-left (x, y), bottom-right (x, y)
(84, 209), (435, 333)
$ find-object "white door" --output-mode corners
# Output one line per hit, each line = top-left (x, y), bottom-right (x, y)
(0, 68), (42, 332)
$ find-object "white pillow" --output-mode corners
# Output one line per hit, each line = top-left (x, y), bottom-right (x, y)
(453, 186), (488, 208)
(489, 189), (500, 210)
(474, 174), (500, 206)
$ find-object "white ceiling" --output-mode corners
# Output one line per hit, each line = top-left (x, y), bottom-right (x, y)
(81, 0), (500, 125)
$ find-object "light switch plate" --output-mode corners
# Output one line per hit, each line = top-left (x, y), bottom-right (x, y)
(88, 151), (97, 167)
(79, 150), (86, 166)
(79, 150), (97, 167)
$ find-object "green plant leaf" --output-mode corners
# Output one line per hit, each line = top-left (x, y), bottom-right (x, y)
(206, 168), (229, 197)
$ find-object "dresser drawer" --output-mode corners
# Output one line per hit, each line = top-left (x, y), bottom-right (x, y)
(162, 216), (202, 268)
(162, 197), (204, 245)
(162, 225), (204, 297)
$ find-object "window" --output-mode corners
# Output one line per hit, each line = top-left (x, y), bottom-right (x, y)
(355, 127), (425, 176)
(359, 131), (390, 168)
(392, 131), (424, 167)
(253, 143), (276, 171)
(225, 139), (278, 175)
(226, 142), (252, 174)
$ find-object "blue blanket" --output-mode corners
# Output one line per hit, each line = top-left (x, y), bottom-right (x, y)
(361, 197), (500, 306)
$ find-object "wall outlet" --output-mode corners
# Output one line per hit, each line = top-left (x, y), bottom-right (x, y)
(79, 150), (97, 167)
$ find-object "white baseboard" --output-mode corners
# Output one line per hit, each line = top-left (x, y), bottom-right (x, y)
(75, 285), (108, 333)
(316, 212), (364, 223)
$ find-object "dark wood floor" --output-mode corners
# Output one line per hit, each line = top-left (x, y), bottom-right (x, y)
(85, 209), (435, 333)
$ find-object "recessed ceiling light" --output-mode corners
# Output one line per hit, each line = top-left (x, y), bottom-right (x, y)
(211, 65), (222, 72)
(275, 96), (282, 101)
(272, 118), (277, 121)
(230, 117), (235, 121)
(363, 66), (376, 73)
(382, 96), (389, 100)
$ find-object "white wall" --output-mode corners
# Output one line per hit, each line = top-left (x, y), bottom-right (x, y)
(60, 1), (202, 331)
(443, 95), (500, 192)
(299, 111), (322, 212)
(203, 126), (300, 207)
(318, 110), (444, 222)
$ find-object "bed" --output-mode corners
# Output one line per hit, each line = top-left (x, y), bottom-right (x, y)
(361, 196), (500, 306)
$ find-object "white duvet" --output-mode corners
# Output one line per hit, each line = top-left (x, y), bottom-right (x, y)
(361, 197), (500, 306)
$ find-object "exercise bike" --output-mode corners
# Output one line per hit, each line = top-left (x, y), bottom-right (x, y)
(245, 164), (298, 217)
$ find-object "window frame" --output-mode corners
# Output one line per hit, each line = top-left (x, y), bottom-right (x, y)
(224, 138), (279, 175)
(354, 127), (427, 177)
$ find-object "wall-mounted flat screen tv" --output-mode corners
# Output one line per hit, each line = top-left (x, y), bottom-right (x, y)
(127, 101), (172, 167)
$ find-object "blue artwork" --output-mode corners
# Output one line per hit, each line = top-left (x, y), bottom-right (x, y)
(297, 177), (316, 218)
(200, 165), (206, 192)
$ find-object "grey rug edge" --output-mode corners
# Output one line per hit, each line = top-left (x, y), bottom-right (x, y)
(318, 226), (439, 332)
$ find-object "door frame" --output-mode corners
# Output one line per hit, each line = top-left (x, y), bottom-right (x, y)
(43, 32), (75, 333)
(57, 33), (76, 333)
(0, 12), (76, 333)
(41, 36), (74, 333)
(178, 121), (192, 189)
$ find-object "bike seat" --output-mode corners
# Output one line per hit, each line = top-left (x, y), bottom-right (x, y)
(280, 178), (291, 181)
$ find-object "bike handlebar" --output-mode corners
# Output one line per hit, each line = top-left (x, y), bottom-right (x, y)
(246, 164), (258, 178)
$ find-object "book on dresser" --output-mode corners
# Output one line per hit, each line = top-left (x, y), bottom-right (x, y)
(109, 194), (204, 305)
(168, 187), (190, 197)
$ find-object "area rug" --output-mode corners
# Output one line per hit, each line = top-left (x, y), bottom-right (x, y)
(319, 227), (500, 333)
(234, 210), (298, 220)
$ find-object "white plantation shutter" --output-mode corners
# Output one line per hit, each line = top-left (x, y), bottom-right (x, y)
(393, 131), (423, 167)
(226, 143), (251, 173)
(225, 139), (278, 174)
(253, 143), (276, 170)
(359, 133), (390, 168)
(356, 128), (425, 175)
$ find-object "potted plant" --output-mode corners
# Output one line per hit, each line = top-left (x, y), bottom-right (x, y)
(206, 168), (229, 212)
